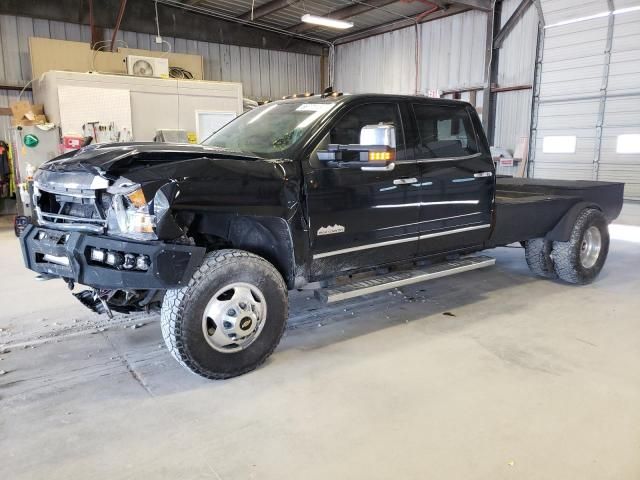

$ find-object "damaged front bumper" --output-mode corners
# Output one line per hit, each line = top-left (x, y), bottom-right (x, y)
(20, 224), (205, 290)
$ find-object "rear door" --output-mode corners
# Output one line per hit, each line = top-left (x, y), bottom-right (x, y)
(304, 101), (421, 278)
(410, 102), (495, 254)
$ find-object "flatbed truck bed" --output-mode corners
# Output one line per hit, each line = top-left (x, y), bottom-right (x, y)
(489, 178), (624, 247)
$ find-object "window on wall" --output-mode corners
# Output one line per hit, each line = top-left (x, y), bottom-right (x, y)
(542, 135), (577, 154)
(616, 134), (640, 154)
(412, 104), (478, 159)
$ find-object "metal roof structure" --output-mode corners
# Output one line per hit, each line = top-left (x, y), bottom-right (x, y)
(161, 0), (493, 44)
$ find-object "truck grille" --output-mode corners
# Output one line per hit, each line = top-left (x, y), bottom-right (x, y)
(34, 186), (112, 233)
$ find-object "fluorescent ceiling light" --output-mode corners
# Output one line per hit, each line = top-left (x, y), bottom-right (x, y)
(301, 14), (354, 29)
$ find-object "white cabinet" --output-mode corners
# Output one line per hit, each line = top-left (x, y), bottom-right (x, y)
(33, 71), (243, 142)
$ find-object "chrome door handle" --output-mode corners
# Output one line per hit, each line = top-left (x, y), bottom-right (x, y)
(393, 177), (418, 185)
(474, 171), (493, 178)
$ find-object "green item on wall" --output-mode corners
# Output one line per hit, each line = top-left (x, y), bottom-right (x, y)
(23, 134), (39, 148)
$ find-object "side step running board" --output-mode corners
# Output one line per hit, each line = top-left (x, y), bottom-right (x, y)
(315, 256), (496, 303)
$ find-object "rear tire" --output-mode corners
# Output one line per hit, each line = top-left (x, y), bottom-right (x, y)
(552, 208), (609, 285)
(161, 249), (288, 379)
(525, 238), (557, 279)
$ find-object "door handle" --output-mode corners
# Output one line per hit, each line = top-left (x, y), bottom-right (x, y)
(474, 171), (493, 178)
(393, 177), (418, 185)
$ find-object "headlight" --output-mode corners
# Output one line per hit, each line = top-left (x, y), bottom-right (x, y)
(107, 186), (157, 240)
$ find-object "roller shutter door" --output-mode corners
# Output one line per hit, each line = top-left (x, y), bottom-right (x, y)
(530, 0), (640, 199)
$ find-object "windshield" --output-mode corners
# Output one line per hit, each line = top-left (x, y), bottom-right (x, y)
(202, 101), (337, 158)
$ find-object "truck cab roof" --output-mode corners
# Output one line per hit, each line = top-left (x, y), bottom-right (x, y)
(274, 92), (472, 109)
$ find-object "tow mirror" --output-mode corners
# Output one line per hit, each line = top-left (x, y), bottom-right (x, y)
(317, 123), (396, 171)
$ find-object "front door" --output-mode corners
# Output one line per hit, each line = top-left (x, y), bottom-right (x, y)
(410, 102), (495, 254)
(304, 102), (421, 279)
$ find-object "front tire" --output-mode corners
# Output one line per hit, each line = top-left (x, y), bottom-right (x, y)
(552, 208), (609, 284)
(161, 249), (288, 379)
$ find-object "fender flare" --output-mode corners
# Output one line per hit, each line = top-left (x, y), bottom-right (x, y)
(545, 201), (602, 242)
(227, 216), (297, 288)
(191, 212), (298, 289)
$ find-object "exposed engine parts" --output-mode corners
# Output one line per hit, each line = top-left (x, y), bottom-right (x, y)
(73, 288), (163, 317)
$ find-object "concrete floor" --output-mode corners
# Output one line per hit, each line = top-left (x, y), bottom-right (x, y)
(1, 216), (639, 480)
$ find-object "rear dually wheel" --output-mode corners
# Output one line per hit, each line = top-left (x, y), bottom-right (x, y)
(551, 208), (610, 284)
(525, 237), (557, 279)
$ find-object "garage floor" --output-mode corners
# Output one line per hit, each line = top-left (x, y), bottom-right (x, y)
(1, 214), (639, 480)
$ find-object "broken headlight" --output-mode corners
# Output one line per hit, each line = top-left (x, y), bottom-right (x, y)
(107, 184), (157, 241)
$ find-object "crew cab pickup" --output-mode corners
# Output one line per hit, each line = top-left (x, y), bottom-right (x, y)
(20, 93), (624, 379)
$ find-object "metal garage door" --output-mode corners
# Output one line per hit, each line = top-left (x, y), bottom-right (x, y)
(598, 6), (640, 199)
(530, 0), (640, 199)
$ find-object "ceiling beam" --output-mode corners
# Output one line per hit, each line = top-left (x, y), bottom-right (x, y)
(451, 0), (492, 12)
(238, 0), (301, 21)
(289, 0), (400, 34)
(332, 5), (469, 44)
(494, 0), (532, 48)
(424, 0), (449, 9)
(0, 0), (326, 54)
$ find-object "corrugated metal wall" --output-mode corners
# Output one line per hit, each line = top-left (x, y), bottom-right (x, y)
(418, 10), (488, 92)
(494, 0), (540, 175)
(334, 6), (540, 177)
(334, 10), (489, 95)
(496, 0), (538, 87)
(333, 27), (417, 94)
(0, 14), (321, 140)
(531, 0), (640, 199)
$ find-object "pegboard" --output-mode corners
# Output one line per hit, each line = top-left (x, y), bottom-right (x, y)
(58, 85), (132, 139)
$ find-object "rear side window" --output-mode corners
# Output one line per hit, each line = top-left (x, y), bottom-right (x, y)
(412, 104), (478, 159)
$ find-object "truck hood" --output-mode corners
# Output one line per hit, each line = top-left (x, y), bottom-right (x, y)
(33, 142), (300, 241)
(40, 142), (263, 176)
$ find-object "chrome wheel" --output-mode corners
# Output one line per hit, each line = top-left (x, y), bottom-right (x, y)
(579, 226), (602, 269)
(202, 282), (267, 353)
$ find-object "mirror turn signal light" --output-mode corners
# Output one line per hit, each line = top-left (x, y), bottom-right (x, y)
(368, 150), (393, 162)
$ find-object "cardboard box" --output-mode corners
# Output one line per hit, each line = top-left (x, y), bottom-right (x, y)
(10, 101), (46, 126)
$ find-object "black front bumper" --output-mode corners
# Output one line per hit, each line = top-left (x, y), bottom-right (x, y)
(20, 224), (206, 289)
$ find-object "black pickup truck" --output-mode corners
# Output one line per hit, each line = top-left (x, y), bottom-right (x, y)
(20, 93), (624, 379)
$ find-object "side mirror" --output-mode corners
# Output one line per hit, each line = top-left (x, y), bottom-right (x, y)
(317, 123), (397, 171)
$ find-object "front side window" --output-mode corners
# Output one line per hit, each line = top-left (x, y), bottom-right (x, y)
(310, 102), (404, 167)
(412, 104), (478, 159)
